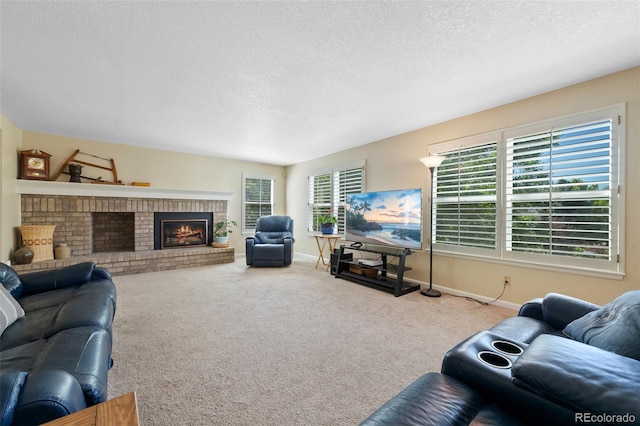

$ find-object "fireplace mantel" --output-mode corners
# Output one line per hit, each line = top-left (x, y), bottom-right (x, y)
(15, 179), (234, 200)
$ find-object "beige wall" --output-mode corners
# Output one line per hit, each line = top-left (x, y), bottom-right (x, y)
(1, 116), (23, 262)
(5, 132), (286, 251)
(286, 67), (640, 306)
(3, 67), (638, 305)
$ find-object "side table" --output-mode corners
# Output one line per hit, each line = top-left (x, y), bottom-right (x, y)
(42, 392), (139, 426)
(314, 234), (342, 271)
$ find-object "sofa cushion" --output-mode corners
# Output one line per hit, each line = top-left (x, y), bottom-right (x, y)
(18, 262), (98, 296)
(0, 280), (115, 350)
(563, 290), (640, 361)
(512, 334), (640, 418)
(0, 285), (25, 336)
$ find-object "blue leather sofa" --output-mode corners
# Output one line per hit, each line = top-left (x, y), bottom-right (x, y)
(246, 215), (294, 267)
(0, 262), (117, 425)
(361, 291), (640, 425)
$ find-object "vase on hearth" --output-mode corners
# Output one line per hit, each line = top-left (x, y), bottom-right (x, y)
(13, 245), (34, 265)
(55, 243), (71, 259)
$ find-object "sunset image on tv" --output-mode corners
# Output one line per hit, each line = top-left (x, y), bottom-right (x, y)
(345, 188), (423, 250)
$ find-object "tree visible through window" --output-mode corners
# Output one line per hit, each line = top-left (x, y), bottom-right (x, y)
(435, 143), (498, 250)
(506, 119), (613, 260)
(431, 105), (623, 274)
(308, 162), (364, 234)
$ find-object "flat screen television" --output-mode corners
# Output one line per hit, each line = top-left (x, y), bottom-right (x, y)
(345, 188), (423, 250)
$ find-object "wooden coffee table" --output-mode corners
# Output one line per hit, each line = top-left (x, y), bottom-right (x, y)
(42, 392), (139, 426)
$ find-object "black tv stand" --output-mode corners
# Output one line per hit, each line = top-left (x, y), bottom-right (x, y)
(334, 245), (420, 297)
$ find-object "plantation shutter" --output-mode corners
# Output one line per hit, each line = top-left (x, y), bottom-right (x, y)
(309, 161), (364, 233)
(308, 171), (332, 232)
(243, 176), (274, 232)
(505, 118), (613, 261)
(333, 166), (364, 234)
(434, 142), (498, 250)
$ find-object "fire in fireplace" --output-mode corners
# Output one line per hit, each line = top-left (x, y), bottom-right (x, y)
(154, 213), (213, 250)
(161, 220), (208, 249)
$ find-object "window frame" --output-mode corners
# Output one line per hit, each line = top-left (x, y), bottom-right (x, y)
(242, 173), (275, 234)
(429, 104), (625, 279)
(430, 132), (501, 258)
(308, 160), (365, 235)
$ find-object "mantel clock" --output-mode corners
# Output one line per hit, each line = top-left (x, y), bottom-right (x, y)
(20, 149), (51, 180)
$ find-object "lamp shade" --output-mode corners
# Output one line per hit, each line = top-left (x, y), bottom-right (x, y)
(419, 155), (445, 169)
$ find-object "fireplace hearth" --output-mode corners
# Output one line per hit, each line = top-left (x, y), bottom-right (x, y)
(17, 192), (233, 276)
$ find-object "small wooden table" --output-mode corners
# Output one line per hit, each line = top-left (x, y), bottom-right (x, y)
(42, 392), (139, 426)
(314, 234), (342, 271)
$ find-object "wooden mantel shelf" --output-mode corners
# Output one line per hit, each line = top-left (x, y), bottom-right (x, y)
(15, 179), (234, 200)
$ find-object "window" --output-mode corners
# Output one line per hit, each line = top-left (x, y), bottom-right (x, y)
(242, 174), (274, 233)
(435, 139), (499, 253)
(431, 105), (624, 276)
(308, 161), (364, 234)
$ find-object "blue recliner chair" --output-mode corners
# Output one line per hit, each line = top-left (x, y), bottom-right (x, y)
(246, 215), (294, 267)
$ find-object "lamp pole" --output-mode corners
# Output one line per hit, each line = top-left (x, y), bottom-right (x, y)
(419, 155), (445, 297)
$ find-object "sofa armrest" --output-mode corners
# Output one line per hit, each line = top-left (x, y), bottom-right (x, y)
(512, 334), (640, 418)
(283, 237), (293, 266)
(361, 373), (490, 426)
(0, 371), (27, 426)
(245, 237), (256, 265)
(541, 293), (600, 330)
(517, 297), (543, 320)
(12, 370), (87, 425)
(92, 266), (112, 281)
(19, 262), (97, 296)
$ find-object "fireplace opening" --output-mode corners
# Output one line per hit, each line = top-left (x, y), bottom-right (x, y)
(161, 220), (208, 249)
(92, 212), (135, 253)
(154, 213), (213, 250)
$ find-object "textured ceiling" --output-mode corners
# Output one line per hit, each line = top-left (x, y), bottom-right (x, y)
(1, 1), (639, 166)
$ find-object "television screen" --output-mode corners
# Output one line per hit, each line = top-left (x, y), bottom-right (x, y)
(345, 188), (423, 250)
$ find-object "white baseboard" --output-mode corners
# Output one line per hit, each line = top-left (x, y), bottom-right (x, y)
(293, 251), (520, 310)
(295, 252), (317, 261)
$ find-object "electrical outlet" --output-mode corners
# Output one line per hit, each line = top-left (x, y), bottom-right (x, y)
(504, 275), (512, 286)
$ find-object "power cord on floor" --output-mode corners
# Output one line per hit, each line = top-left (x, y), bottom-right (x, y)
(442, 282), (507, 306)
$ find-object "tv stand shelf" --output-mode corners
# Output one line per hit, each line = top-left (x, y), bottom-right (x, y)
(334, 245), (420, 297)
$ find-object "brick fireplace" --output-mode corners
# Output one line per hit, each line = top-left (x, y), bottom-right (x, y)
(14, 181), (235, 276)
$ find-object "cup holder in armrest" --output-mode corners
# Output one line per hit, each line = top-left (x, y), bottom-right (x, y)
(491, 340), (524, 356)
(477, 351), (512, 369)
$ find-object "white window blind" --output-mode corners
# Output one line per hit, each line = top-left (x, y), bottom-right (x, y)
(243, 175), (274, 232)
(430, 105), (623, 276)
(434, 142), (498, 251)
(505, 118), (613, 261)
(308, 161), (364, 233)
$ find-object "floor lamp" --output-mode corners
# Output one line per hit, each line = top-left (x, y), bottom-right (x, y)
(419, 155), (445, 297)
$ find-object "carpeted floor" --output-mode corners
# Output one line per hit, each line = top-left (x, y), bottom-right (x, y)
(107, 256), (513, 425)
